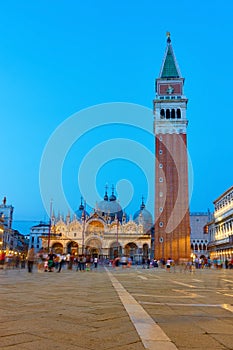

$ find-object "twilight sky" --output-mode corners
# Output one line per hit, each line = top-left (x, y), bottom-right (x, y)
(0, 0), (232, 223)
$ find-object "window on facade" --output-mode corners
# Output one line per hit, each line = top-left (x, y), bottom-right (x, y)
(74, 233), (76, 237)
(159, 149), (163, 155)
(177, 109), (181, 118)
(159, 207), (163, 212)
(159, 177), (163, 182)
(171, 109), (175, 118)
(166, 109), (170, 119)
(159, 222), (163, 227)
(159, 163), (163, 168)
(159, 192), (163, 197)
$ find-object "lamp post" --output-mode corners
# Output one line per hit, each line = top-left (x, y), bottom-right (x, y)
(0, 216), (4, 250)
(47, 200), (53, 252)
(81, 199), (86, 255)
(116, 217), (119, 257)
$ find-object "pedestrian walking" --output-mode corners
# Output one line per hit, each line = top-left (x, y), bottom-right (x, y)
(94, 257), (98, 269)
(27, 246), (36, 273)
(47, 250), (56, 272)
(166, 257), (172, 272)
(0, 250), (5, 269)
(57, 254), (66, 272)
(21, 253), (26, 268)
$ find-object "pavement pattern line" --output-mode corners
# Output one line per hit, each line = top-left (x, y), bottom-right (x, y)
(171, 280), (197, 288)
(138, 276), (148, 280)
(192, 279), (203, 282)
(106, 268), (178, 350)
(171, 289), (202, 298)
(139, 301), (233, 312)
(222, 278), (233, 284)
(140, 302), (223, 307)
(222, 304), (233, 313)
(132, 291), (201, 299)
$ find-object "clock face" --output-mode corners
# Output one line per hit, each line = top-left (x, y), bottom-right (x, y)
(157, 83), (182, 95)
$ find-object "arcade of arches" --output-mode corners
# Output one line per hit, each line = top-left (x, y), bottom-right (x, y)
(42, 212), (151, 262)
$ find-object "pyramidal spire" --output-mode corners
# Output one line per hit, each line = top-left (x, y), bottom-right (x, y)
(159, 33), (181, 79)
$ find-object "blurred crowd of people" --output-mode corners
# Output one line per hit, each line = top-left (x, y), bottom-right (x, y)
(1, 248), (233, 273)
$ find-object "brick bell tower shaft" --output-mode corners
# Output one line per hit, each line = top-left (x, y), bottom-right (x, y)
(153, 33), (191, 262)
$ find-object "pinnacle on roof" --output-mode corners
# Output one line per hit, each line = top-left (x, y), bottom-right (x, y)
(109, 184), (116, 202)
(140, 196), (146, 210)
(104, 184), (109, 201)
(79, 196), (84, 210)
(160, 33), (181, 79)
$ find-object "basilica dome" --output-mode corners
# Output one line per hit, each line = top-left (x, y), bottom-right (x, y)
(97, 187), (123, 222)
(133, 199), (153, 233)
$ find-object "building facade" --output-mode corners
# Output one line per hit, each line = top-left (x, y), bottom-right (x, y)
(41, 192), (153, 263)
(207, 186), (233, 261)
(153, 34), (190, 261)
(0, 197), (26, 253)
(28, 222), (50, 253)
(0, 197), (14, 230)
(190, 212), (211, 259)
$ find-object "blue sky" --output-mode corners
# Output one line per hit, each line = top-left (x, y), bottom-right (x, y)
(0, 0), (232, 223)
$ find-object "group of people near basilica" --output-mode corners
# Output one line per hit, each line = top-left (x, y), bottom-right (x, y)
(26, 246), (99, 273)
(1, 247), (233, 272)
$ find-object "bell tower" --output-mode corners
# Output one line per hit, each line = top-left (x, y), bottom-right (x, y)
(153, 33), (190, 262)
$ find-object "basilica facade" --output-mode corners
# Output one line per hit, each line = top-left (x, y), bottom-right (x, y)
(40, 189), (153, 262)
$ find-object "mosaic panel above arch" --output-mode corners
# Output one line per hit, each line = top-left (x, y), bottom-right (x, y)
(86, 221), (104, 235)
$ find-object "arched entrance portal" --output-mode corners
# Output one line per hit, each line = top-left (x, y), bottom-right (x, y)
(85, 238), (102, 257)
(124, 242), (138, 262)
(51, 242), (63, 254)
(67, 241), (79, 254)
(143, 243), (149, 258)
(109, 242), (122, 259)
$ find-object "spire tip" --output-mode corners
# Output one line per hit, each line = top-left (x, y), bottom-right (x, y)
(166, 31), (171, 43)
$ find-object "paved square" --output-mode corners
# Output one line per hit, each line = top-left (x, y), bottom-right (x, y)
(0, 266), (232, 349)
